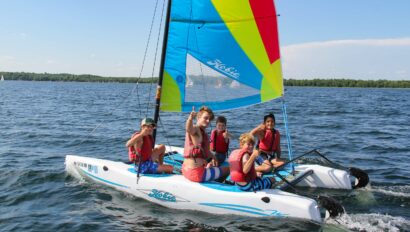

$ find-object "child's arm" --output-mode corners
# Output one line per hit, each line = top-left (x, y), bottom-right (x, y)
(125, 128), (149, 147)
(186, 108), (197, 136)
(223, 129), (231, 143)
(242, 149), (259, 174)
(250, 124), (264, 138)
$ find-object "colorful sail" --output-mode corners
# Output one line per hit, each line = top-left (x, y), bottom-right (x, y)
(160, 0), (283, 112)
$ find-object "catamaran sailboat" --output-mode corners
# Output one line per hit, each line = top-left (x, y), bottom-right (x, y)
(65, 0), (370, 222)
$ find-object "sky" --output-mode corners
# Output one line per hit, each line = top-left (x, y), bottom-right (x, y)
(0, 0), (409, 80)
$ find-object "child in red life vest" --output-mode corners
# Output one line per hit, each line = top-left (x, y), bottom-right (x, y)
(209, 116), (231, 165)
(182, 106), (230, 182)
(228, 133), (276, 191)
(250, 113), (285, 175)
(126, 118), (173, 174)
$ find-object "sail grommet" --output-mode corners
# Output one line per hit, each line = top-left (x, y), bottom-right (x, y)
(103, 166), (108, 171)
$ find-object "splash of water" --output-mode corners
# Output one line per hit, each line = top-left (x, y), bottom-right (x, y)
(326, 213), (409, 232)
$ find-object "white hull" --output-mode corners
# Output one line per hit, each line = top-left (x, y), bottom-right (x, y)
(65, 155), (323, 223)
(294, 165), (352, 189)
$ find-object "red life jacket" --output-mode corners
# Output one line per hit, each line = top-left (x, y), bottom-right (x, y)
(258, 129), (280, 153)
(228, 149), (257, 183)
(183, 127), (209, 159)
(210, 129), (229, 154)
(128, 132), (153, 162)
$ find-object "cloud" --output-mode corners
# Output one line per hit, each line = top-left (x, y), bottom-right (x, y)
(0, 55), (15, 61)
(0, 56), (20, 69)
(46, 59), (57, 64)
(281, 38), (410, 80)
(19, 33), (27, 39)
(286, 38), (410, 50)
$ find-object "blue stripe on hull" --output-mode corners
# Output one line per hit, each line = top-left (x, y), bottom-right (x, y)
(199, 203), (286, 217)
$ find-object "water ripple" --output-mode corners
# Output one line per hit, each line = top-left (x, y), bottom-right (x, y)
(1, 82), (409, 231)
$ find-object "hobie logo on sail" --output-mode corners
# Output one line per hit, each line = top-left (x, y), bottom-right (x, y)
(207, 59), (240, 79)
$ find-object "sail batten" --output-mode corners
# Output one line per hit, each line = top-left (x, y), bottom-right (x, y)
(161, 0), (283, 112)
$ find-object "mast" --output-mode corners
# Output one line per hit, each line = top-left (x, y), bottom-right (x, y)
(153, 0), (172, 142)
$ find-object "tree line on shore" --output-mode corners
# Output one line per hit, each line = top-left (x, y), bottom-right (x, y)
(1, 71), (409, 88)
(284, 78), (410, 88)
(1, 72), (155, 83)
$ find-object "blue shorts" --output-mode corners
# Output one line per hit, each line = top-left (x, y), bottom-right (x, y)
(215, 152), (227, 164)
(255, 151), (277, 165)
(236, 177), (274, 191)
(136, 160), (159, 174)
(207, 153), (227, 164)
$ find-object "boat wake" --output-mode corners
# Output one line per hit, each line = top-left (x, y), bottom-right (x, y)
(325, 213), (410, 232)
(369, 185), (410, 198)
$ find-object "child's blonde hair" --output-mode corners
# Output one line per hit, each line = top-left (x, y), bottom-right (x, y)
(239, 133), (255, 146)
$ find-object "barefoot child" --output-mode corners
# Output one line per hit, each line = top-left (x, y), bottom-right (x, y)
(182, 106), (230, 182)
(250, 113), (285, 175)
(228, 133), (276, 191)
(126, 118), (173, 174)
(210, 116), (231, 165)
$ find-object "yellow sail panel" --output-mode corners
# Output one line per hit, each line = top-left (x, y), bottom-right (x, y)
(160, 71), (182, 112)
(261, 59), (283, 102)
(211, 0), (271, 83)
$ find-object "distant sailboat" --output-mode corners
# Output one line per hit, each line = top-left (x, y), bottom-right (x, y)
(215, 79), (222, 88)
(185, 76), (193, 87)
(0, 75), (4, 81)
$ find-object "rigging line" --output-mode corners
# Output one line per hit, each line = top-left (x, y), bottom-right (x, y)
(183, 3), (208, 104)
(191, 11), (208, 104)
(72, 1), (162, 147)
(74, 84), (139, 147)
(130, 0), (162, 119)
(195, 31), (209, 104)
(136, 0), (160, 118)
(281, 97), (294, 173)
(157, 116), (180, 173)
(146, 0), (166, 116)
(157, 116), (172, 149)
(183, 2), (192, 92)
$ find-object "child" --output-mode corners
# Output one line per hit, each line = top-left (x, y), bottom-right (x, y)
(250, 113), (285, 175)
(182, 106), (230, 182)
(126, 118), (173, 174)
(210, 116), (231, 165)
(228, 133), (276, 191)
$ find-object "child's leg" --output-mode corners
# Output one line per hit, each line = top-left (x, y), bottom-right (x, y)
(215, 153), (227, 164)
(152, 144), (166, 164)
(202, 166), (229, 182)
(255, 160), (273, 174)
(251, 177), (275, 191)
(156, 164), (174, 174)
(237, 177), (275, 191)
(271, 158), (285, 168)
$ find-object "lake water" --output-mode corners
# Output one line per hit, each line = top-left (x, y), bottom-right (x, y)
(0, 81), (409, 231)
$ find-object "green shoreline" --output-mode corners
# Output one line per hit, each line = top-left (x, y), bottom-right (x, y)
(1, 71), (409, 88)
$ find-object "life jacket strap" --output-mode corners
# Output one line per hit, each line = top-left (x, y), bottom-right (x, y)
(189, 145), (205, 163)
